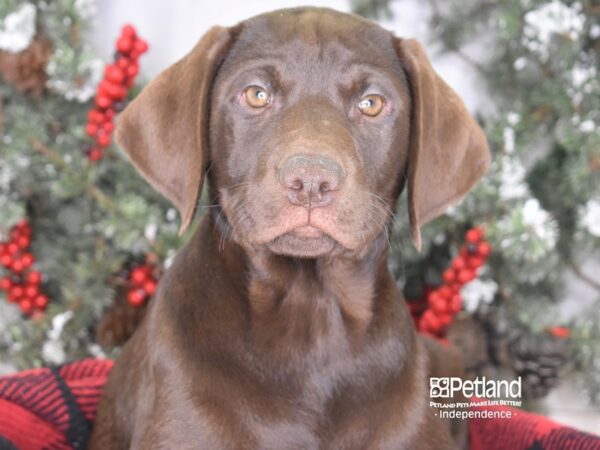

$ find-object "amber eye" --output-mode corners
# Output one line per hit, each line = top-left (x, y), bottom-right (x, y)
(358, 94), (385, 117)
(244, 85), (271, 108)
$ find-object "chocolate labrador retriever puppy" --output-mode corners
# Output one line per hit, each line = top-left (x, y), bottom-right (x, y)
(89, 7), (489, 449)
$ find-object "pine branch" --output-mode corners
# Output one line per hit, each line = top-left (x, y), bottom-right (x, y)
(30, 138), (67, 168)
(569, 262), (600, 293)
(30, 139), (155, 242)
(31, 138), (119, 209)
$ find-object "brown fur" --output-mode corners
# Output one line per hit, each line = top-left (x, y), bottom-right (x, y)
(89, 7), (489, 449)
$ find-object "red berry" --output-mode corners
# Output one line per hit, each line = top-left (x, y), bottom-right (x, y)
(126, 63), (139, 79)
(0, 277), (12, 290)
(105, 64), (125, 84)
(27, 271), (42, 285)
(0, 243), (6, 254)
(20, 299), (33, 314)
(130, 267), (148, 285)
(96, 133), (111, 148)
(143, 279), (157, 295)
(16, 235), (30, 249)
(420, 310), (440, 333)
(549, 326), (569, 339)
(25, 284), (39, 299)
(20, 252), (34, 268)
(465, 227), (484, 244)
(7, 242), (19, 254)
(457, 269), (475, 284)
(121, 24), (136, 38)
(96, 94), (112, 109)
(468, 256), (485, 269)
(88, 109), (105, 124)
(11, 259), (25, 273)
(34, 294), (48, 310)
(127, 289), (146, 307)
(116, 57), (131, 70)
(129, 49), (140, 60)
(442, 268), (456, 283)
(452, 257), (466, 271)
(85, 123), (99, 137)
(430, 297), (448, 315)
(450, 294), (462, 313)
(427, 290), (440, 304)
(102, 121), (115, 134)
(438, 286), (453, 300)
(104, 109), (116, 120)
(117, 36), (134, 53)
(98, 80), (112, 95)
(133, 39), (148, 54)
(88, 148), (103, 161)
(449, 282), (460, 292)
(8, 285), (24, 302)
(477, 241), (491, 257)
(101, 80), (126, 100)
(0, 254), (12, 267)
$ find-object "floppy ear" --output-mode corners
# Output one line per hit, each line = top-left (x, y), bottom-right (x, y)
(395, 39), (490, 250)
(116, 27), (233, 233)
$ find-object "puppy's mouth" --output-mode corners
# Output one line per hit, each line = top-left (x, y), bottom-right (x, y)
(220, 186), (390, 259)
(267, 226), (338, 258)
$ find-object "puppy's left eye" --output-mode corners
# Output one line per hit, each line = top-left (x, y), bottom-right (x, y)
(358, 94), (385, 117)
(244, 85), (271, 108)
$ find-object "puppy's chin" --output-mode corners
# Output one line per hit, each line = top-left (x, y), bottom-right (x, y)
(267, 232), (338, 258)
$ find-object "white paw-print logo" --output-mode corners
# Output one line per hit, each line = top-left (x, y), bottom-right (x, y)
(429, 377), (450, 398)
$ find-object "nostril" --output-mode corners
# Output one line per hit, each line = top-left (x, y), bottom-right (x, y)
(319, 181), (330, 193)
(291, 179), (303, 191)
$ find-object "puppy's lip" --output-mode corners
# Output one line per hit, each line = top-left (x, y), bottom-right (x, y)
(267, 232), (337, 258)
(291, 225), (323, 239)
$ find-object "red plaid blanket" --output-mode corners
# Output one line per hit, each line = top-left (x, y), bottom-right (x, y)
(0, 359), (598, 449)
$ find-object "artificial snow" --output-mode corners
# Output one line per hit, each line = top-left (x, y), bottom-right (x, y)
(0, 3), (36, 53)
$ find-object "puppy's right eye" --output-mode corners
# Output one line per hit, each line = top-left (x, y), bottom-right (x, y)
(243, 86), (271, 108)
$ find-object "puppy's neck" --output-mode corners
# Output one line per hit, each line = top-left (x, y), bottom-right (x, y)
(246, 240), (387, 328)
(210, 210), (405, 370)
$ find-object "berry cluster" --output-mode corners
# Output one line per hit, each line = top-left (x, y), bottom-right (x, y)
(412, 226), (492, 338)
(126, 263), (158, 307)
(0, 220), (49, 315)
(84, 25), (148, 161)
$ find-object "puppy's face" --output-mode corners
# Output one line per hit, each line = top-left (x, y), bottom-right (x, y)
(115, 8), (489, 258)
(210, 11), (410, 258)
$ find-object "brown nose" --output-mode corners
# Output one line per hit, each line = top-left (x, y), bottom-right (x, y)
(279, 154), (344, 208)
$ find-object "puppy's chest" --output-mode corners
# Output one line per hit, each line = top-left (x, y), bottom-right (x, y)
(162, 362), (401, 450)
(195, 311), (405, 448)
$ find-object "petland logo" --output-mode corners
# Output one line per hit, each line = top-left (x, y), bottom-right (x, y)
(429, 377), (522, 420)
(430, 376), (522, 399)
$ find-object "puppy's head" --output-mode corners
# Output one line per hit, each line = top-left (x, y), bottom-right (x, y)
(117, 8), (490, 259)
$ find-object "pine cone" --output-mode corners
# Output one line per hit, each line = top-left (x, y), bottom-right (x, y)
(508, 333), (569, 400)
(0, 36), (52, 98)
(447, 315), (492, 377)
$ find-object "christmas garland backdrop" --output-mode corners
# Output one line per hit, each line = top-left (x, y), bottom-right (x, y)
(353, 0), (599, 404)
(0, 0), (599, 411)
